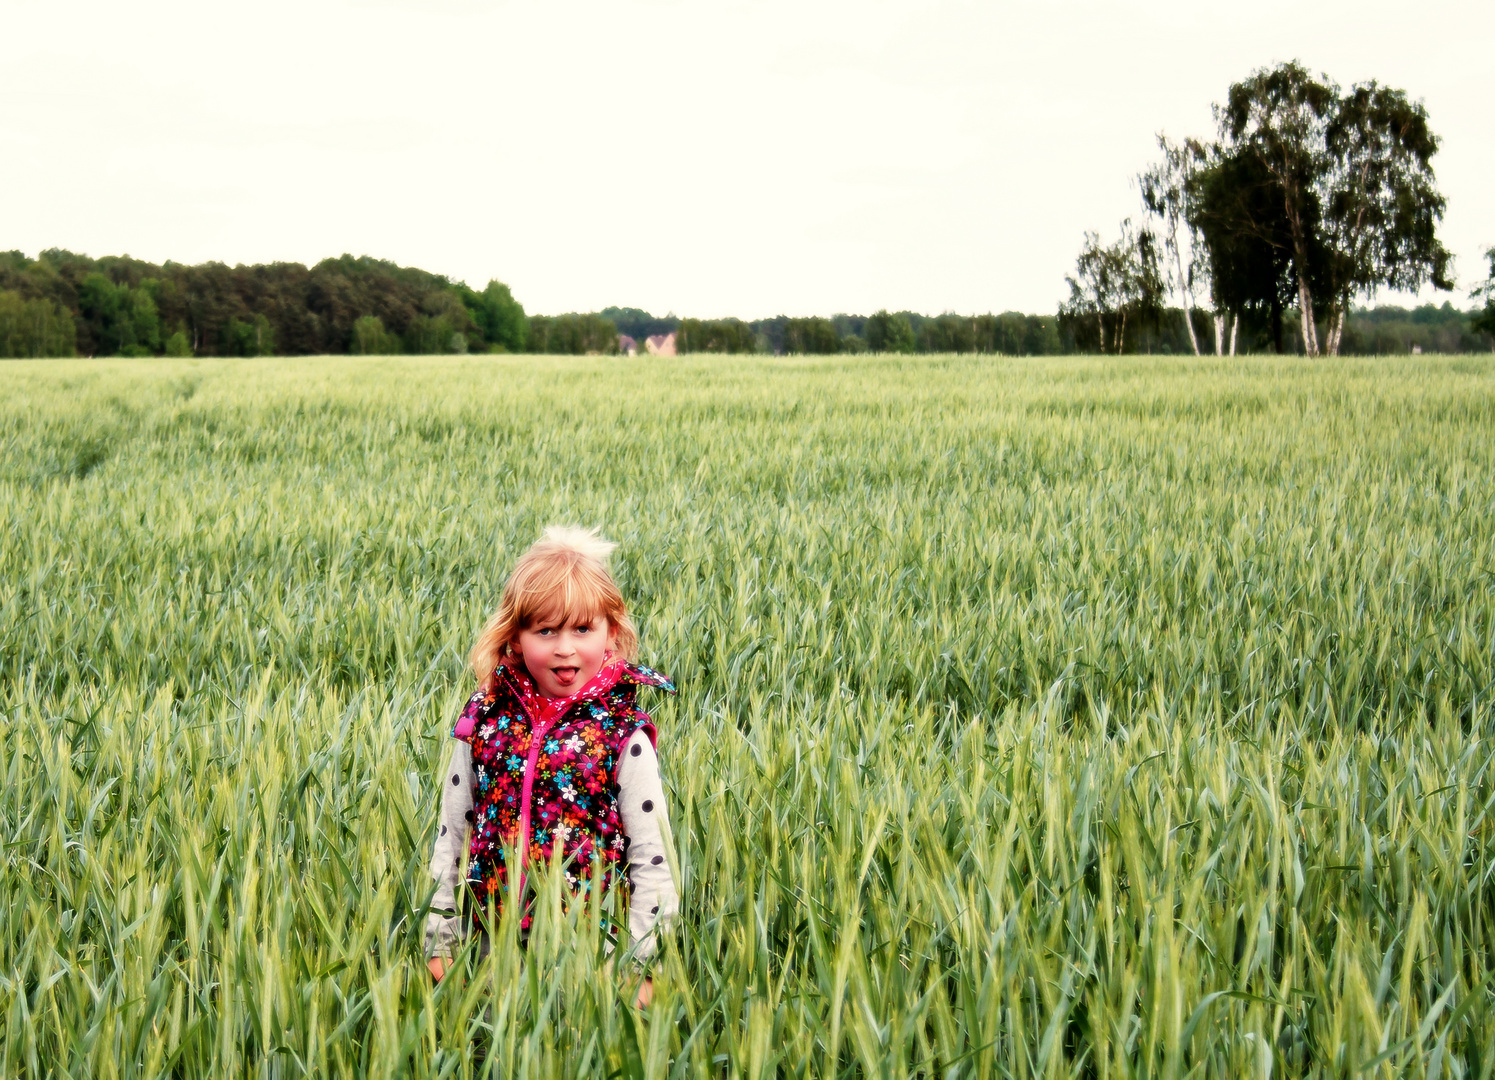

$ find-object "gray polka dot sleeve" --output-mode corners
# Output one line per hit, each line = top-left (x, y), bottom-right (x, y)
(616, 729), (680, 960)
(424, 741), (474, 961)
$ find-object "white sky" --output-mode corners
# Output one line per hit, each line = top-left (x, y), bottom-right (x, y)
(4, 0), (1491, 319)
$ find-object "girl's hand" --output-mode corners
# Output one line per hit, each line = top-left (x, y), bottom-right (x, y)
(634, 977), (653, 1008)
(428, 957), (447, 982)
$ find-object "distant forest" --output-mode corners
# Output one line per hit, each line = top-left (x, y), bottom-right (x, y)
(0, 249), (1490, 359)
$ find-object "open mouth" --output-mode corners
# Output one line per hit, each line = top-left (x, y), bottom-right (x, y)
(551, 667), (580, 686)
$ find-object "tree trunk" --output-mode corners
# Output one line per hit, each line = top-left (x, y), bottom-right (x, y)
(1214, 313), (1225, 356)
(1229, 315), (1238, 356)
(1326, 306), (1345, 356)
(1328, 168), (1370, 357)
(1295, 269), (1319, 357)
(1116, 309), (1127, 354)
(1176, 251), (1200, 355)
(1278, 168), (1320, 356)
(1097, 312), (1105, 355)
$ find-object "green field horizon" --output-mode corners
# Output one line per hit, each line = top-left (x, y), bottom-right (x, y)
(3, 352), (1493, 1077)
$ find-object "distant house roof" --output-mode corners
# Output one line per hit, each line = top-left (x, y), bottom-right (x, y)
(644, 332), (677, 357)
(618, 334), (637, 355)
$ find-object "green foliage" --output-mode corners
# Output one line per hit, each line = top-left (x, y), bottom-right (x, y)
(403, 292), (472, 356)
(1140, 134), (1208, 357)
(1011, 311), (1063, 355)
(0, 290), (75, 357)
(918, 314), (982, 353)
(1339, 301), (1491, 355)
(1322, 82), (1453, 300)
(404, 315), (457, 355)
(890, 312), (1062, 356)
(782, 316), (841, 354)
(599, 307), (678, 343)
(76, 272), (161, 356)
(526, 313), (620, 355)
(162, 330), (192, 357)
(1060, 222), (1166, 353)
(223, 313), (275, 357)
(918, 313), (975, 353)
(1176, 62), (1453, 355)
(646, 310), (1066, 358)
(865, 310), (916, 353)
(1188, 143), (1298, 352)
(460, 281), (528, 353)
(829, 313), (867, 340)
(1472, 247), (1495, 342)
(350, 315), (400, 356)
(0, 250), (526, 358)
(676, 317), (757, 354)
(2, 354), (1493, 1075)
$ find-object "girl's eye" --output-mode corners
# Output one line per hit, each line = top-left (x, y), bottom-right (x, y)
(574, 625), (590, 634)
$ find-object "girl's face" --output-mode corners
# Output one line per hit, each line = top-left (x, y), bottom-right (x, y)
(514, 612), (617, 698)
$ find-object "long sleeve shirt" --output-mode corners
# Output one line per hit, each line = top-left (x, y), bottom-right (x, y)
(424, 726), (680, 961)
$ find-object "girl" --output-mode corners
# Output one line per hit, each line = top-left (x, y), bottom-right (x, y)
(424, 527), (679, 1004)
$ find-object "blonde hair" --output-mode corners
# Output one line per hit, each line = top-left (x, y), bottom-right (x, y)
(469, 526), (639, 683)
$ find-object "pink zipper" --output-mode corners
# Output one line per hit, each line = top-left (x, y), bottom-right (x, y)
(514, 718), (551, 895)
(504, 658), (624, 899)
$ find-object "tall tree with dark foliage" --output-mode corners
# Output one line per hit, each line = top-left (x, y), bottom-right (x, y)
(1213, 62), (1452, 355)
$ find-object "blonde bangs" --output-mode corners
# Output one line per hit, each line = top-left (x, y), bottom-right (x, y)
(469, 527), (639, 683)
(513, 558), (615, 632)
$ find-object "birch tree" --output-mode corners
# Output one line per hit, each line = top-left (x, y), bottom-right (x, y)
(1318, 83), (1453, 354)
(1219, 62), (1336, 357)
(1187, 144), (1296, 354)
(1060, 221), (1164, 354)
(1214, 62), (1452, 357)
(1140, 135), (1205, 355)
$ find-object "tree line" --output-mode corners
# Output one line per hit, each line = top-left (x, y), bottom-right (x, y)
(553, 303), (1488, 356)
(1062, 61), (1495, 356)
(600, 309), (1068, 356)
(2, 246), (1491, 363)
(0, 250), (1076, 359)
(0, 251), (527, 360)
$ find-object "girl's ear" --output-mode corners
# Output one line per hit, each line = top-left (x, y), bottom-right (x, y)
(605, 619), (619, 652)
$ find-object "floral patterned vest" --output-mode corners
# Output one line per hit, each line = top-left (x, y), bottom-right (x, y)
(453, 658), (674, 924)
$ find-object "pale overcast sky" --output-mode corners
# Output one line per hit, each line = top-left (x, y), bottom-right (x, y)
(4, 0), (1491, 318)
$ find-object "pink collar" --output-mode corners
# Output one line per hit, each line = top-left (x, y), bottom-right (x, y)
(505, 653), (626, 727)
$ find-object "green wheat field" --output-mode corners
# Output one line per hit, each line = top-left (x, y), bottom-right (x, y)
(3, 353), (1494, 1079)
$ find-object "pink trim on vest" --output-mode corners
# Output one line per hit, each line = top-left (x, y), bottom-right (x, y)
(507, 657), (627, 884)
